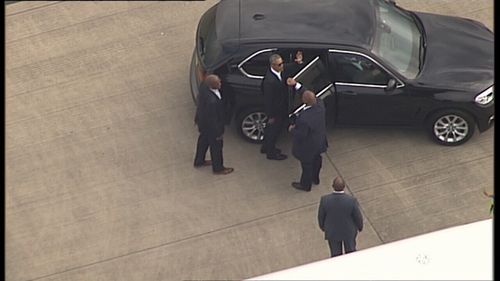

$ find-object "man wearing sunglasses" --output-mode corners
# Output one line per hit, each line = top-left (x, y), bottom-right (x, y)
(260, 51), (304, 160)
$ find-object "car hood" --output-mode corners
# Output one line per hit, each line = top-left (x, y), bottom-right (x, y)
(416, 12), (494, 92)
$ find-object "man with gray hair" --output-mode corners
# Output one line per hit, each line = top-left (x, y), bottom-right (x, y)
(260, 51), (304, 160)
(318, 176), (363, 257)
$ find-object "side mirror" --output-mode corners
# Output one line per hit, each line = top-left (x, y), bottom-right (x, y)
(385, 79), (397, 92)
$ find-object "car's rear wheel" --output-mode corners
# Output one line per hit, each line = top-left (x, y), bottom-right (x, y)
(427, 110), (475, 146)
(236, 108), (267, 143)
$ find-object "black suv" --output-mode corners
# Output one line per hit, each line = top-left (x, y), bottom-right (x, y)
(190, 0), (494, 146)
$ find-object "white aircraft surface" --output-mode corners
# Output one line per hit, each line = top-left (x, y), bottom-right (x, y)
(249, 219), (493, 280)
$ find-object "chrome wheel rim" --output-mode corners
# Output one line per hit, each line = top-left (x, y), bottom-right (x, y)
(433, 114), (469, 143)
(241, 112), (267, 141)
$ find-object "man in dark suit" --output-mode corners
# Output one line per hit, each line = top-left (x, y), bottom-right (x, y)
(261, 52), (303, 160)
(193, 74), (234, 175)
(318, 176), (364, 257)
(288, 90), (328, 191)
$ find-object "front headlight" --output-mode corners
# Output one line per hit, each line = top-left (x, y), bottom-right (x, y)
(475, 86), (494, 105)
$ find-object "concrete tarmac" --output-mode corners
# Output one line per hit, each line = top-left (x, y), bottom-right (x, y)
(5, 1), (493, 280)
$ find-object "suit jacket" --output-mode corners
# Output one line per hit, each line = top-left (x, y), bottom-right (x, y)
(194, 84), (225, 139)
(261, 63), (302, 119)
(291, 100), (328, 162)
(318, 192), (364, 241)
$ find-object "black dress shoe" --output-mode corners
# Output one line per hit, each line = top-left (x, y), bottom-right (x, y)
(267, 153), (287, 160)
(213, 167), (234, 175)
(291, 182), (311, 191)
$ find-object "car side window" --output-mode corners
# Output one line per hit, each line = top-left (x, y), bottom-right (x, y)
(240, 50), (273, 77)
(280, 49), (324, 78)
(332, 53), (390, 85)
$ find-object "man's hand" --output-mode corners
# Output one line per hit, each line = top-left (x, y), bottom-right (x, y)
(294, 51), (303, 64)
(287, 78), (297, 86)
(288, 124), (296, 132)
(267, 117), (276, 124)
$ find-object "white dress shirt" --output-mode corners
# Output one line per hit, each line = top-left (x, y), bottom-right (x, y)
(270, 67), (302, 90)
(210, 88), (222, 99)
(271, 67), (282, 81)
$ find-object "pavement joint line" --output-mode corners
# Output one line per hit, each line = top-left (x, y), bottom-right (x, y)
(6, 25), (162, 72)
(352, 153), (493, 193)
(372, 190), (486, 225)
(6, 69), (104, 98)
(5, 100), (194, 163)
(331, 142), (381, 156)
(362, 177), (451, 205)
(344, 150), (491, 183)
(324, 151), (385, 245)
(362, 183), (457, 220)
(5, 97), (194, 157)
(6, 2), (157, 44)
(27, 202), (321, 281)
(6, 163), (167, 213)
(5, 126), (198, 211)
(333, 140), (418, 158)
(5, 80), (166, 127)
(5, 1), (62, 17)
(331, 134), (430, 158)
(6, 40), (175, 98)
(345, 145), (492, 180)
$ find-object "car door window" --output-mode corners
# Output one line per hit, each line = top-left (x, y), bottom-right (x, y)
(332, 53), (390, 85)
(290, 56), (333, 114)
(240, 48), (325, 79)
(239, 50), (274, 78)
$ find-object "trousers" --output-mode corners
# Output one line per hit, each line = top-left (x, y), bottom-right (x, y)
(194, 132), (224, 172)
(328, 238), (357, 257)
(299, 154), (322, 189)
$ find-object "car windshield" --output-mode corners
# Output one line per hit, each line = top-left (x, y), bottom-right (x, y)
(371, 0), (422, 79)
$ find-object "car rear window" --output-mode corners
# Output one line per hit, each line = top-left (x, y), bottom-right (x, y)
(197, 5), (223, 68)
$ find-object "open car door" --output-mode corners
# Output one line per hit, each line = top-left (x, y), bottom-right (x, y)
(288, 56), (334, 119)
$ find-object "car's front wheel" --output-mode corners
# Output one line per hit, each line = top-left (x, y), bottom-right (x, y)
(427, 109), (475, 146)
(236, 108), (267, 143)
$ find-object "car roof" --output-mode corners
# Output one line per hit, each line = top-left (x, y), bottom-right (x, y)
(216, 0), (376, 49)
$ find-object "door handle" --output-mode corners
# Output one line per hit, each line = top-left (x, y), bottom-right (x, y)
(343, 91), (358, 96)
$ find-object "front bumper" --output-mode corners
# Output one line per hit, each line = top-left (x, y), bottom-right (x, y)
(476, 103), (495, 132)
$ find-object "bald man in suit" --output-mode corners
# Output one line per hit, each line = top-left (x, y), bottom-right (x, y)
(193, 74), (234, 175)
(318, 176), (363, 257)
(288, 90), (328, 191)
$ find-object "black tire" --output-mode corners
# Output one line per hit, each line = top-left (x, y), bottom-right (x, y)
(236, 108), (267, 144)
(426, 109), (475, 146)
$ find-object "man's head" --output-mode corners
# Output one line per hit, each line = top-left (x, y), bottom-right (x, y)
(269, 54), (284, 72)
(302, 90), (317, 106)
(205, 74), (221, 90)
(332, 176), (345, 192)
